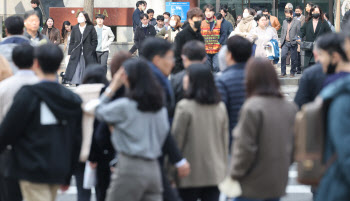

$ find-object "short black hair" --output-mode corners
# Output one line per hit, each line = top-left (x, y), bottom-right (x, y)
(34, 44), (64, 74)
(5, 16), (24, 35)
(12, 44), (34, 69)
(82, 64), (108, 85)
(203, 4), (215, 12)
(163, 12), (171, 17)
(141, 37), (173, 61)
(136, 1), (145, 8)
(30, 0), (40, 6)
(216, 13), (223, 20)
(317, 33), (348, 62)
(307, 2), (314, 7)
(95, 14), (105, 20)
(140, 13), (149, 20)
(182, 40), (206, 61)
(185, 64), (221, 104)
(227, 35), (252, 63)
(295, 5), (303, 11)
(220, 5), (228, 13)
(24, 10), (40, 20)
(147, 9), (154, 14)
(262, 8), (270, 13)
(156, 15), (164, 21)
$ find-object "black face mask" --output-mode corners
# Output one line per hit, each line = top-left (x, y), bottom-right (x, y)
(326, 60), (337, 75)
(295, 13), (301, 17)
(194, 21), (201, 30)
(312, 13), (320, 19)
(286, 17), (292, 22)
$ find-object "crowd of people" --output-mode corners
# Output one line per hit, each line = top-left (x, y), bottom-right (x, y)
(0, 1), (350, 201)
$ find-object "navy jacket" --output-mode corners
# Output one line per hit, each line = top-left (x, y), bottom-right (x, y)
(215, 63), (246, 147)
(220, 18), (233, 45)
(132, 8), (143, 31)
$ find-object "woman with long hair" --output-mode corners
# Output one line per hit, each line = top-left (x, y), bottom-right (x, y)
(64, 11), (98, 85)
(298, 5), (331, 68)
(230, 8), (257, 38)
(230, 58), (297, 201)
(156, 15), (182, 43)
(61, 21), (72, 67)
(90, 58), (168, 201)
(41, 17), (61, 44)
(172, 64), (229, 201)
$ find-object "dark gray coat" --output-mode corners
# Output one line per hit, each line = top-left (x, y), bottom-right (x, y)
(65, 24), (98, 81)
(280, 19), (301, 46)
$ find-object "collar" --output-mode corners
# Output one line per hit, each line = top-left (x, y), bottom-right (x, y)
(16, 70), (36, 76)
(224, 62), (246, 72)
(148, 62), (166, 78)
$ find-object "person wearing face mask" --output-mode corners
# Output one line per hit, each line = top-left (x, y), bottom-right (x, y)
(64, 11), (98, 86)
(298, 5), (331, 69)
(201, 4), (225, 73)
(314, 32), (350, 201)
(163, 12), (171, 30)
(262, 9), (281, 31)
(156, 15), (182, 43)
(133, 13), (156, 56)
(173, 7), (205, 74)
(230, 8), (257, 38)
(294, 6), (306, 74)
(280, 9), (301, 77)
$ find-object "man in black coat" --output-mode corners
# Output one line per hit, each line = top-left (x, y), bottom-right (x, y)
(30, 0), (43, 28)
(134, 13), (156, 56)
(129, 1), (146, 54)
(0, 44), (82, 201)
(173, 8), (205, 74)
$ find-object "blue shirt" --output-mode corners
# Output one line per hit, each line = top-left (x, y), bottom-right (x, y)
(96, 27), (103, 51)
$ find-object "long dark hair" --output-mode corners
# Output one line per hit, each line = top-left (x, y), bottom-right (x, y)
(77, 11), (94, 26)
(123, 58), (164, 112)
(61, 21), (71, 39)
(185, 64), (221, 104)
(42, 17), (55, 33)
(245, 58), (283, 98)
(306, 5), (324, 22)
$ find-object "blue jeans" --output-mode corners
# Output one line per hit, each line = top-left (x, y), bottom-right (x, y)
(206, 54), (220, 73)
(234, 198), (280, 201)
(281, 42), (298, 75)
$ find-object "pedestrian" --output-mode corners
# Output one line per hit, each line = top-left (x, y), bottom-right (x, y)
(298, 5), (331, 69)
(148, 9), (157, 26)
(171, 40), (207, 103)
(129, 1), (146, 55)
(41, 17), (61, 45)
(155, 15), (165, 33)
(30, 0), (43, 28)
(315, 33), (350, 201)
(230, 8), (257, 38)
(323, 13), (335, 32)
(262, 8), (281, 31)
(0, 44), (38, 201)
(23, 11), (49, 46)
(0, 16), (30, 73)
(133, 13), (156, 56)
(248, 14), (278, 58)
(220, 6), (235, 28)
(164, 12), (171, 30)
(61, 21), (72, 67)
(216, 13), (233, 45)
(280, 9), (301, 77)
(95, 14), (115, 72)
(0, 43), (82, 201)
(295, 6), (306, 74)
(74, 65), (108, 201)
(285, 3), (294, 16)
(172, 63), (229, 201)
(201, 4), (225, 72)
(157, 15), (182, 43)
(88, 51), (131, 201)
(64, 11), (98, 85)
(173, 7), (204, 74)
(294, 40), (326, 109)
(305, 2), (314, 16)
(231, 58), (297, 201)
(87, 58), (169, 201)
(215, 35), (252, 149)
(141, 37), (190, 201)
(0, 56), (12, 82)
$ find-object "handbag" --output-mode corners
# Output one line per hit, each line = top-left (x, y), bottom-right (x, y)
(300, 41), (314, 51)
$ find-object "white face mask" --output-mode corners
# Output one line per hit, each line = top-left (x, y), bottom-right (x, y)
(164, 18), (169, 23)
(142, 24), (148, 28)
(77, 16), (85, 24)
(170, 20), (176, 27)
(243, 13), (250, 18)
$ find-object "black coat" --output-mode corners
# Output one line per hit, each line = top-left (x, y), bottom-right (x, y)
(298, 19), (331, 67)
(134, 25), (156, 50)
(0, 82), (82, 185)
(173, 26), (204, 74)
(65, 24), (98, 81)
